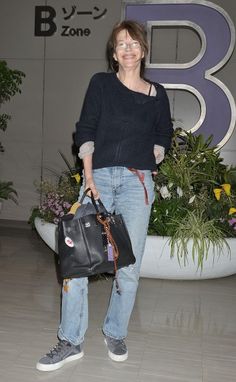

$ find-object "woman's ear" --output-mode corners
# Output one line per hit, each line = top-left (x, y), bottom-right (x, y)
(113, 52), (117, 62)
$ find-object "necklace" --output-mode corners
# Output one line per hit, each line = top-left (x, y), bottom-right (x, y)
(116, 73), (151, 95)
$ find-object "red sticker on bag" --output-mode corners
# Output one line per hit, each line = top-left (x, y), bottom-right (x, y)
(65, 236), (74, 248)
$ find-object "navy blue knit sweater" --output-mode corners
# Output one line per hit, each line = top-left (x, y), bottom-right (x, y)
(75, 72), (173, 171)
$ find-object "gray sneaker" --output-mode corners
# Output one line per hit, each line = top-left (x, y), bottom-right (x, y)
(104, 335), (128, 362)
(36, 340), (84, 372)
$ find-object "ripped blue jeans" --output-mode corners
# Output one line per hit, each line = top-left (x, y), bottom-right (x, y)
(58, 167), (154, 344)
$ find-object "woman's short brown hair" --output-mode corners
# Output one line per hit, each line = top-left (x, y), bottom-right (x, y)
(106, 20), (149, 78)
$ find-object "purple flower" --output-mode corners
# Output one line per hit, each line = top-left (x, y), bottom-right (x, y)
(228, 218), (236, 230)
(63, 201), (71, 209)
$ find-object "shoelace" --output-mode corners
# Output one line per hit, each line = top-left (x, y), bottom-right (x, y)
(47, 341), (69, 358)
(117, 340), (126, 351)
(110, 338), (127, 352)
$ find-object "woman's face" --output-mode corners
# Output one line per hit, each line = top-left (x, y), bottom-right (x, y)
(113, 29), (144, 71)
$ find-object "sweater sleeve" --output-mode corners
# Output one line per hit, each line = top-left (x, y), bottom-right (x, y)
(154, 85), (173, 151)
(75, 74), (102, 148)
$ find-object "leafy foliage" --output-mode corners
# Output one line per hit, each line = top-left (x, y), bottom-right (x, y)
(169, 210), (230, 270)
(29, 174), (80, 225)
(0, 60), (25, 151)
(148, 129), (236, 266)
(0, 181), (18, 204)
(29, 153), (81, 226)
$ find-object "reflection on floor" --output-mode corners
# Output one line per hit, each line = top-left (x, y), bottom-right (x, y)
(0, 224), (236, 382)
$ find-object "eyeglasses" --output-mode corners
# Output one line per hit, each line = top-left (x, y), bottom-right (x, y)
(115, 41), (141, 50)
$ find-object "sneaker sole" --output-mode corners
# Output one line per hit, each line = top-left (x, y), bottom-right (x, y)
(104, 339), (128, 362)
(36, 350), (84, 372)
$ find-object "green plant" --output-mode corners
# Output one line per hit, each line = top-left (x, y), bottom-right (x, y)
(148, 129), (236, 268)
(0, 60), (25, 151)
(169, 210), (230, 270)
(0, 181), (18, 204)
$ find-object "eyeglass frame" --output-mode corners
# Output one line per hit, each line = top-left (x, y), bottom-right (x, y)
(115, 41), (141, 51)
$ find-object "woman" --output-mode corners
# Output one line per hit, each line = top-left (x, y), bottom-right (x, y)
(36, 20), (173, 372)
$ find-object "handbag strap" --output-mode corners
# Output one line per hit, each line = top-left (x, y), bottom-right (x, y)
(80, 187), (121, 293)
(96, 214), (121, 294)
(79, 188), (108, 215)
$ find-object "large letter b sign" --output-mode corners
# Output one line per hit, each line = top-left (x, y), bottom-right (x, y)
(123, 0), (236, 147)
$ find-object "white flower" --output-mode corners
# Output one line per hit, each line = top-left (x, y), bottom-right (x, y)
(189, 195), (196, 204)
(176, 186), (183, 197)
(202, 158), (206, 163)
(160, 186), (171, 199)
(168, 182), (173, 188)
(156, 184), (160, 191)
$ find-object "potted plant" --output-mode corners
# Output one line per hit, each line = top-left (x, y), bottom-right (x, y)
(143, 129), (236, 279)
(31, 132), (236, 280)
(29, 152), (81, 250)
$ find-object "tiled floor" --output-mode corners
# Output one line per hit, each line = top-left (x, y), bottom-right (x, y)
(0, 223), (236, 382)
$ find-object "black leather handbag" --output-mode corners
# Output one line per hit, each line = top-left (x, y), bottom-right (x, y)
(58, 189), (135, 286)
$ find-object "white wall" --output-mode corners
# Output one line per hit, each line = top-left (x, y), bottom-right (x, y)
(0, 0), (235, 221)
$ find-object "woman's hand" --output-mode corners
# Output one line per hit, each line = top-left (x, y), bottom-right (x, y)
(85, 176), (100, 199)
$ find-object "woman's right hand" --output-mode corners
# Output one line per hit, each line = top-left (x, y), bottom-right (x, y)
(85, 177), (100, 199)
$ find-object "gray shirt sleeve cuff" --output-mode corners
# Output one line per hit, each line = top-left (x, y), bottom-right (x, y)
(154, 144), (165, 164)
(78, 141), (94, 159)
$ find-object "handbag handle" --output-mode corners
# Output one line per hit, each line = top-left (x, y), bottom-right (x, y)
(79, 187), (108, 215)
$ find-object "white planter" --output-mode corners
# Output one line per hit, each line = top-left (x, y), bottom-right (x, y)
(141, 235), (236, 280)
(34, 217), (58, 253)
(34, 217), (236, 280)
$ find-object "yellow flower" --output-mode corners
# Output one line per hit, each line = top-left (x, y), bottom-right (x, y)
(221, 183), (231, 196)
(71, 173), (81, 183)
(229, 207), (236, 215)
(69, 201), (80, 214)
(213, 188), (222, 201)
